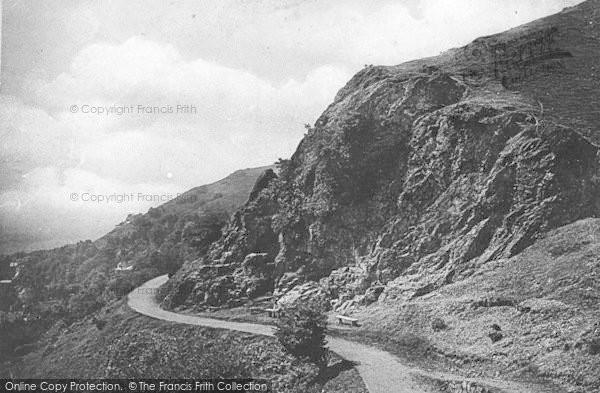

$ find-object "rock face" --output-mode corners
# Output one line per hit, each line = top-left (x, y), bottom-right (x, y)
(161, 169), (280, 308)
(163, 1), (600, 312)
(276, 282), (330, 311)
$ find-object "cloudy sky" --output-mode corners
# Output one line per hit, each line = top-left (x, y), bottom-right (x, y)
(0, 0), (584, 253)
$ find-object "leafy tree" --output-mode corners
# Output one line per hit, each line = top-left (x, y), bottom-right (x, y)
(274, 302), (329, 369)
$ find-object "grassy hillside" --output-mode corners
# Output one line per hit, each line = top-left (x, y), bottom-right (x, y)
(0, 166), (272, 359)
(1, 301), (367, 393)
(344, 218), (600, 393)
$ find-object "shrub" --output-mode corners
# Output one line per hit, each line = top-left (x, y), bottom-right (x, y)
(489, 331), (503, 343)
(588, 338), (600, 355)
(92, 316), (107, 330)
(586, 323), (600, 355)
(274, 302), (329, 369)
(431, 317), (447, 331)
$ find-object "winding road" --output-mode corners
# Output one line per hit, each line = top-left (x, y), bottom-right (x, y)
(128, 275), (542, 393)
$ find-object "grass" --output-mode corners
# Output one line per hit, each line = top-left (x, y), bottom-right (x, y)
(343, 218), (600, 393)
(0, 300), (366, 393)
(160, 216), (600, 393)
(165, 218), (597, 392)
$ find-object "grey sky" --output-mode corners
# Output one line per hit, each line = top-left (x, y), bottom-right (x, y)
(0, 0), (584, 253)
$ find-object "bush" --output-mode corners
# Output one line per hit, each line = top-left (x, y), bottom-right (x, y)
(274, 302), (329, 369)
(92, 316), (107, 330)
(585, 323), (600, 355)
(431, 317), (447, 331)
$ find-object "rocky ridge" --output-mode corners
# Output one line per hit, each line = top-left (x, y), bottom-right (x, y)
(162, 1), (600, 315)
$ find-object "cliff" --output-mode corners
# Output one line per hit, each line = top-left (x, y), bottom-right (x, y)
(162, 1), (600, 314)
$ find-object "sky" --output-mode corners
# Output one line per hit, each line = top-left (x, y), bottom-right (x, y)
(0, 0), (585, 253)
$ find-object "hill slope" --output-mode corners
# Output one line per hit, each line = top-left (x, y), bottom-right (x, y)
(0, 166), (272, 358)
(350, 218), (600, 393)
(160, 2), (600, 391)
(164, 0), (600, 309)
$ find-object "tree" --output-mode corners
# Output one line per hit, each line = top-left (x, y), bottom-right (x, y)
(274, 301), (329, 369)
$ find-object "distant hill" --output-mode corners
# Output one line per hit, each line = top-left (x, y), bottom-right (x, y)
(0, 165), (273, 358)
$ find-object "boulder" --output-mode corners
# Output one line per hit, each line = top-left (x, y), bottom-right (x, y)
(277, 281), (330, 311)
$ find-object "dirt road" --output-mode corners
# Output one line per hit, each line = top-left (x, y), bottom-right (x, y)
(128, 275), (545, 393)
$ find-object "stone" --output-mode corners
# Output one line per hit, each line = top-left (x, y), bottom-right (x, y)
(277, 281), (330, 311)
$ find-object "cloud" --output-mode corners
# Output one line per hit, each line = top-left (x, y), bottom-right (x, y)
(0, 96), (75, 186)
(1, 36), (351, 249)
(209, 0), (583, 72)
(0, 165), (190, 252)
(37, 36), (350, 123)
(1, 0), (584, 253)
(28, 36), (351, 184)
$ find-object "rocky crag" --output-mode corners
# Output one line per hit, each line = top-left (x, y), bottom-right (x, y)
(162, 1), (600, 315)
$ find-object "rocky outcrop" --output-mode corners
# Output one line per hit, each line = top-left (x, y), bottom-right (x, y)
(161, 169), (280, 309)
(163, 1), (600, 312)
(378, 119), (600, 303)
(276, 281), (330, 311)
(247, 169), (277, 202)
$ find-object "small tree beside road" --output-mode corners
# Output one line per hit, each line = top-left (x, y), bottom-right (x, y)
(274, 301), (329, 370)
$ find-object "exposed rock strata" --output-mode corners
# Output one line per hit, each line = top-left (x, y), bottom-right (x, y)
(162, 2), (600, 312)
